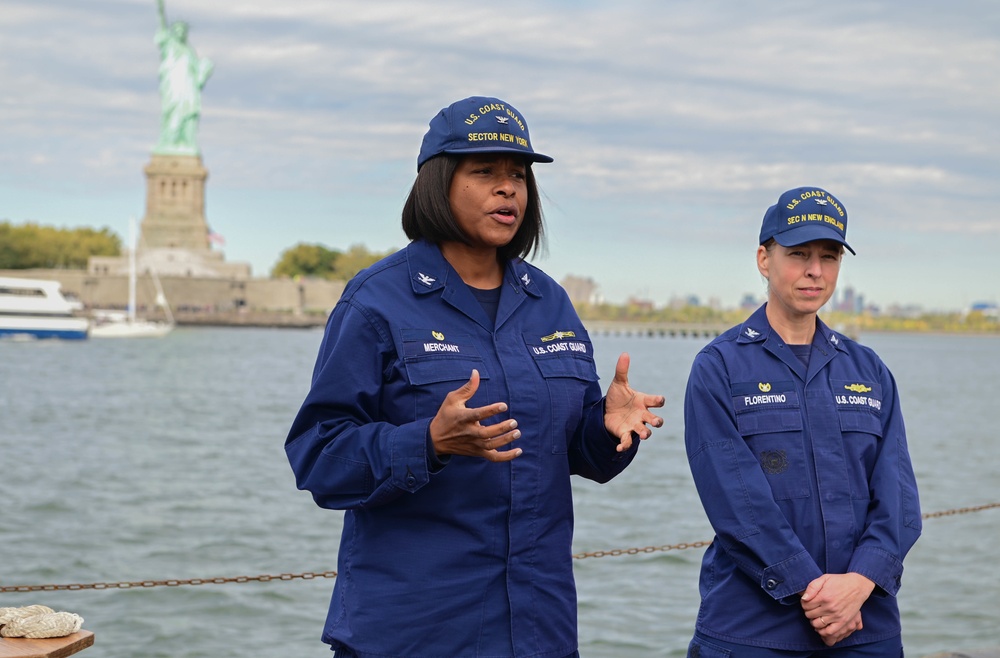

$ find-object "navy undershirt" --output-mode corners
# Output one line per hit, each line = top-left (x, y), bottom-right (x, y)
(469, 285), (502, 325)
(788, 343), (812, 367)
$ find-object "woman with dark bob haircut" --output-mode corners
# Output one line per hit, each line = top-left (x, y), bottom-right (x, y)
(402, 152), (544, 262)
(286, 96), (665, 658)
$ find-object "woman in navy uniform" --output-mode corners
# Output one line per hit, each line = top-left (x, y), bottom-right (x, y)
(684, 187), (921, 657)
(286, 96), (665, 658)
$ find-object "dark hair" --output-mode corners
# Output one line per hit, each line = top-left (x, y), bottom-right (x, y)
(401, 154), (546, 262)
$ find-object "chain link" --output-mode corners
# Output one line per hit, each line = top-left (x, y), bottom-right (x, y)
(2, 503), (995, 594)
(919, 502), (999, 519)
(0, 572), (338, 594)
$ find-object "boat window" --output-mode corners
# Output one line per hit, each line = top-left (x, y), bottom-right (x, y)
(0, 286), (46, 297)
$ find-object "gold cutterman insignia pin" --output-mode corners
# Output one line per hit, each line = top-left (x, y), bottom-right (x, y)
(432, 331), (444, 341)
(845, 383), (872, 393)
(758, 382), (772, 392)
(541, 330), (576, 342)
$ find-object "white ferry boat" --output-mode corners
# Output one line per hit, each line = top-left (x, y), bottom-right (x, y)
(0, 276), (90, 340)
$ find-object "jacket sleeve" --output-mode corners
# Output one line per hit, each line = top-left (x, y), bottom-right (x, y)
(284, 298), (433, 510)
(847, 361), (922, 596)
(684, 349), (823, 602)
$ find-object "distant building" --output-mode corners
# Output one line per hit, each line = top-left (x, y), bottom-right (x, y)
(626, 296), (655, 312)
(831, 286), (865, 314)
(968, 302), (998, 319)
(667, 294), (700, 309)
(561, 275), (601, 305)
(885, 303), (925, 319)
(740, 293), (762, 310)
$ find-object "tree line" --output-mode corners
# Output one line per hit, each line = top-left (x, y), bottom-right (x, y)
(0, 221), (121, 269)
(270, 242), (396, 280)
(0, 220), (393, 281)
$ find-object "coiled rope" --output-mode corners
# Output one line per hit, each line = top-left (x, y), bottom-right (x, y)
(0, 604), (83, 638)
(1, 502), (996, 595)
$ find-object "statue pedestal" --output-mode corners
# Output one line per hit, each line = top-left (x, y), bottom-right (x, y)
(88, 152), (252, 281)
(140, 154), (210, 251)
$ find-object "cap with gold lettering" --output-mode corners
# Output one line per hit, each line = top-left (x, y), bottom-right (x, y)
(417, 96), (553, 170)
(759, 186), (855, 255)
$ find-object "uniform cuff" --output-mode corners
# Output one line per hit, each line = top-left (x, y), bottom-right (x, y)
(390, 419), (433, 493)
(760, 550), (824, 602)
(848, 545), (904, 596)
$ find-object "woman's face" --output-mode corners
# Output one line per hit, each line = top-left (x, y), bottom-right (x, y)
(757, 239), (843, 321)
(448, 154), (528, 251)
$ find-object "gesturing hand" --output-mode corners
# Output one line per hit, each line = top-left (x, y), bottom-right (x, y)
(429, 369), (522, 462)
(603, 353), (665, 452)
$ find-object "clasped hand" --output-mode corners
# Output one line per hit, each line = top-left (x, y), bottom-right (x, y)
(428, 352), (665, 461)
(800, 572), (876, 646)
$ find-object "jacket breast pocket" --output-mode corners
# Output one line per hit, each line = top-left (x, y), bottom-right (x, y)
(732, 381), (809, 500)
(836, 411), (882, 502)
(832, 379), (883, 500)
(524, 331), (598, 454)
(401, 329), (489, 419)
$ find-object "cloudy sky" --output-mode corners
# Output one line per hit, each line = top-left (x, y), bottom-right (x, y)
(2, 0), (998, 311)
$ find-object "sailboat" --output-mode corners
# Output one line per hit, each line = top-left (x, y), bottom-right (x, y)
(91, 217), (175, 338)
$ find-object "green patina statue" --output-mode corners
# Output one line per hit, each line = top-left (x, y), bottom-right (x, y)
(154, 0), (213, 156)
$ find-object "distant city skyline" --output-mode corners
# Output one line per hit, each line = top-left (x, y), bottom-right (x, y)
(2, 1), (998, 312)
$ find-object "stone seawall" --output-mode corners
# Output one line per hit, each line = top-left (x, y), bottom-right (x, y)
(0, 269), (345, 316)
(173, 310), (327, 328)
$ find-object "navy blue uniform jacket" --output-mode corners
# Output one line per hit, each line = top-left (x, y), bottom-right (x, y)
(286, 240), (636, 657)
(684, 304), (921, 650)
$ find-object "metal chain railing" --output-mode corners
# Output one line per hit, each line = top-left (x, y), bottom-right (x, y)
(2, 503), (996, 595)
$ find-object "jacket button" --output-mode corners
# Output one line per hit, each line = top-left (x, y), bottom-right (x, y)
(765, 579), (779, 590)
(405, 475), (417, 488)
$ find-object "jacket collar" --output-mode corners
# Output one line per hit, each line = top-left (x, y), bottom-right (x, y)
(405, 240), (541, 299)
(737, 303), (848, 353)
(406, 240), (450, 295)
(738, 303), (850, 382)
(736, 304), (772, 344)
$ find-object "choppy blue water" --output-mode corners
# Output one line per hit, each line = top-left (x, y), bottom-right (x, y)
(1, 328), (997, 657)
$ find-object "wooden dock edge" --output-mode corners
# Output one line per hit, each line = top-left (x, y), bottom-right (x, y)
(0, 630), (94, 658)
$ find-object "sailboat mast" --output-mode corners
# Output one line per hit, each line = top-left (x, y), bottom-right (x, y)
(128, 216), (137, 324)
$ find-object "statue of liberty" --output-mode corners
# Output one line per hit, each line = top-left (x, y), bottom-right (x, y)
(154, 0), (213, 155)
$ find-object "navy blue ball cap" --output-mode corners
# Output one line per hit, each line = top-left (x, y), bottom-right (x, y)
(417, 96), (553, 170)
(759, 186), (855, 255)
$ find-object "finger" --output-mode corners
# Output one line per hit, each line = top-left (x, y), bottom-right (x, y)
(616, 431), (636, 452)
(622, 412), (663, 441)
(800, 576), (826, 603)
(637, 410), (665, 431)
(480, 421), (520, 445)
(613, 352), (631, 384)
(643, 393), (666, 409)
(482, 445), (523, 462)
(468, 401), (509, 424)
(449, 369), (481, 403)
